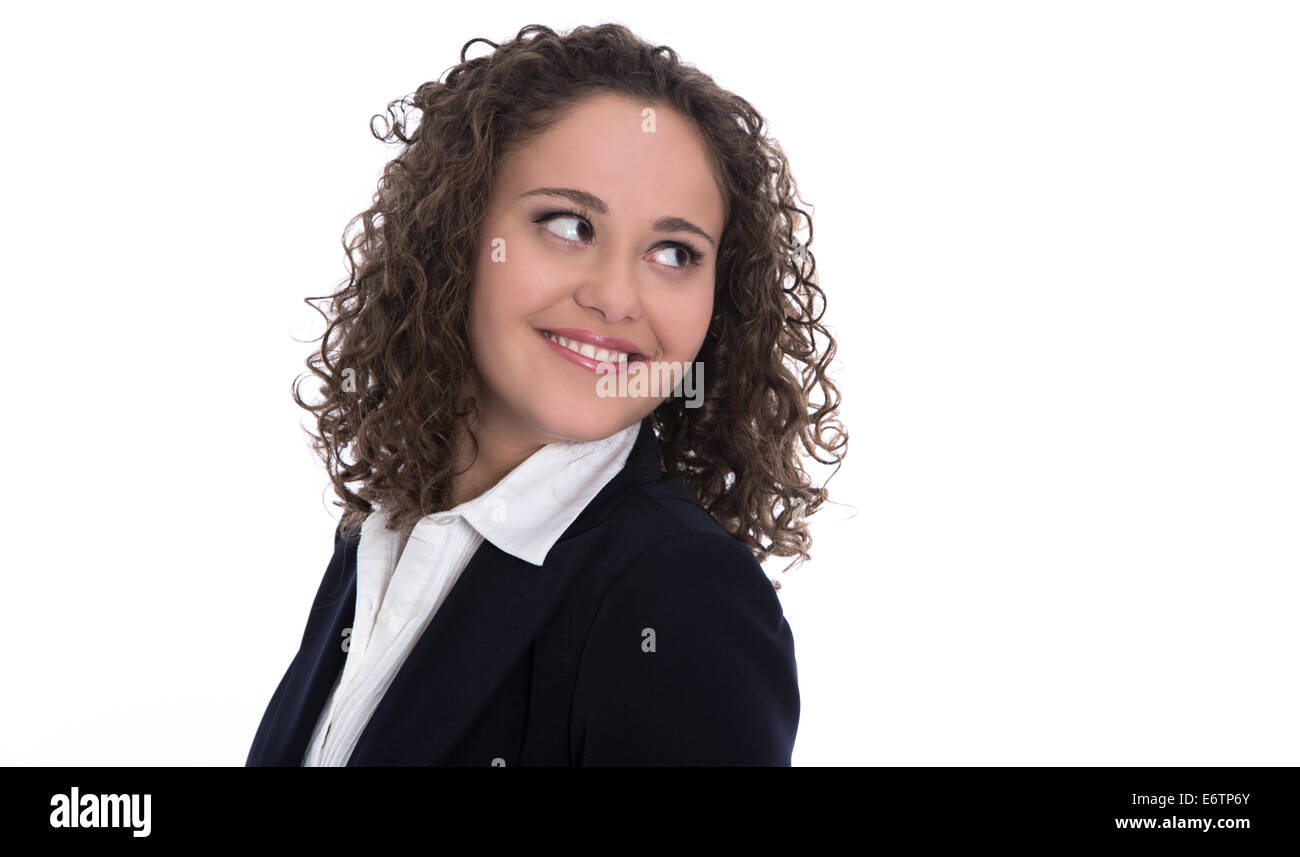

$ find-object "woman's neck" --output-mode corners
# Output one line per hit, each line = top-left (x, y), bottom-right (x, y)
(447, 403), (548, 508)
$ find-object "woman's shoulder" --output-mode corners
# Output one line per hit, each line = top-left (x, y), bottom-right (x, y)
(593, 473), (783, 621)
(569, 475), (799, 766)
(630, 474), (734, 537)
(601, 468), (748, 546)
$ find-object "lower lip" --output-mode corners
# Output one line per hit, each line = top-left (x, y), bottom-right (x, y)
(535, 328), (645, 374)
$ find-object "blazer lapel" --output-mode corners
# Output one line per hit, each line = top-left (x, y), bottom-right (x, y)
(343, 537), (575, 765)
(345, 415), (666, 766)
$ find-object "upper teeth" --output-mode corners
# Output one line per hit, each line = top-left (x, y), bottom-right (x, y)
(544, 331), (631, 363)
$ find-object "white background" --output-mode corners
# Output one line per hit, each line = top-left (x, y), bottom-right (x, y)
(2, 0), (1296, 766)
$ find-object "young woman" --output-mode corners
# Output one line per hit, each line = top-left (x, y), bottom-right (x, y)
(245, 23), (845, 767)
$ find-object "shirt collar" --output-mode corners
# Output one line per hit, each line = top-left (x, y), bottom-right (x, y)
(449, 420), (642, 566)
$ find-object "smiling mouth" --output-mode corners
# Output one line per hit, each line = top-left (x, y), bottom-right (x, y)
(537, 328), (647, 363)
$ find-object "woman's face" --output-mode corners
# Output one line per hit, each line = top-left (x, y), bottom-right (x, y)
(468, 91), (726, 444)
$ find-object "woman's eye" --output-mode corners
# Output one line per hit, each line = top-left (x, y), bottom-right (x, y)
(649, 245), (691, 269)
(541, 214), (592, 243)
(536, 211), (700, 271)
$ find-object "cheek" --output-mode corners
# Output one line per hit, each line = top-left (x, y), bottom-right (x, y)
(473, 255), (527, 328)
(655, 282), (715, 358)
(467, 268), (515, 373)
(475, 226), (552, 315)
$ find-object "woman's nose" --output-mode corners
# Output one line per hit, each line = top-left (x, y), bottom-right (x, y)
(572, 252), (642, 323)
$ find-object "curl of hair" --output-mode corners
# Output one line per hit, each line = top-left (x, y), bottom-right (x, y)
(293, 23), (847, 576)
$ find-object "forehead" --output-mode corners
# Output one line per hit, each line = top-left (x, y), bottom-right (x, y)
(493, 92), (726, 233)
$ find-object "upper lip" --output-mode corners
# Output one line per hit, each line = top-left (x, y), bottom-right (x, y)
(537, 326), (649, 359)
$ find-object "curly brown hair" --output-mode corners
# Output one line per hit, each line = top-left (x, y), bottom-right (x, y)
(293, 22), (846, 574)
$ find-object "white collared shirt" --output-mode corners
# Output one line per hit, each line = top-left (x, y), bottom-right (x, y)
(301, 421), (641, 766)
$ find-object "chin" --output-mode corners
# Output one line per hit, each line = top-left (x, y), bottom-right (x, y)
(530, 400), (640, 444)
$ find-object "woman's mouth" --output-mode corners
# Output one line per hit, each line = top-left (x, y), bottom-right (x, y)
(536, 328), (647, 373)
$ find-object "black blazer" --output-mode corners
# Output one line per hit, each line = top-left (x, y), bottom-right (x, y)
(245, 416), (800, 766)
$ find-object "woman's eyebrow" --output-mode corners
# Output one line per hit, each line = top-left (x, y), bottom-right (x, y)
(519, 186), (716, 248)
